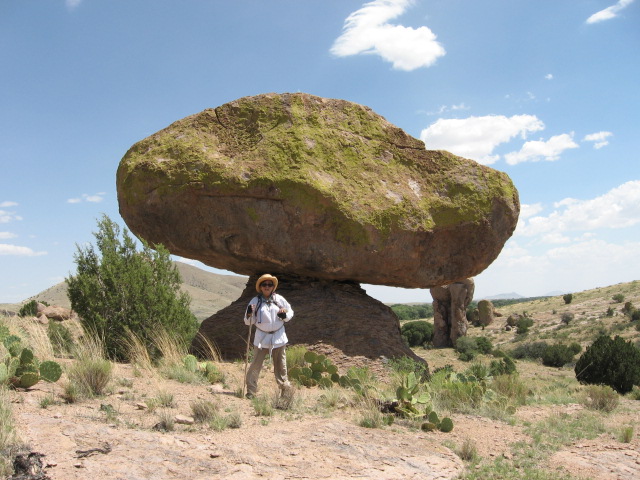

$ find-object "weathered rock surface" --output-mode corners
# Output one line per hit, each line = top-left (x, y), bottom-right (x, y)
(117, 92), (519, 288)
(431, 278), (475, 348)
(192, 275), (425, 364)
(477, 299), (496, 326)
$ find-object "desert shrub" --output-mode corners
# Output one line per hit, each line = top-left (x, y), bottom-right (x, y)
(455, 337), (478, 362)
(66, 335), (113, 398)
(474, 336), (493, 354)
(47, 322), (75, 356)
(568, 342), (582, 355)
(575, 335), (640, 394)
(561, 312), (574, 325)
(622, 301), (634, 315)
(631, 309), (640, 322)
(286, 345), (308, 369)
(612, 294), (625, 303)
(542, 344), (575, 367)
(606, 306), (615, 317)
(66, 215), (198, 361)
(18, 300), (39, 317)
(391, 304), (433, 320)
(563, 293), (573, 304)
(516, 317), (534, 334)
(490, 374), (528, 405)
(190, 399), (219, 423)
(490, 356), (517, 376)
(581, 385), (619, 412)
(510, 341), (549, 360)
(387, 356), (429, 382)
(400, 321), (434, 347)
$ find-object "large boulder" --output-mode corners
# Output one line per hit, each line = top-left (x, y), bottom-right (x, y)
(192, 274), (426, 366)
(117, 93), (519, 289)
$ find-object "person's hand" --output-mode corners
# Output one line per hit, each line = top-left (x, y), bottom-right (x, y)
(277, 308), (287, 319)
(246, 304), (255, 317)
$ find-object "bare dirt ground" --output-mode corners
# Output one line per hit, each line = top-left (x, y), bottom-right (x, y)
(8, 354), (640, 480)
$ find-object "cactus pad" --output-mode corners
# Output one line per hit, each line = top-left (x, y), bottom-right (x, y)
(40, 361), (63, 383)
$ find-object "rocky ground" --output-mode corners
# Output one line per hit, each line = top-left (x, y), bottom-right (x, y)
(5, 281), (640, 480)
(7, 351), (639, 480)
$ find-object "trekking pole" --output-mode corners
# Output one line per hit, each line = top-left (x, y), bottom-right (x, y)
(242, 306), (254, 397)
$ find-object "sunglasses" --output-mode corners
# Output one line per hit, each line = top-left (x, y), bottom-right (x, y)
(261, 283), (274, 288)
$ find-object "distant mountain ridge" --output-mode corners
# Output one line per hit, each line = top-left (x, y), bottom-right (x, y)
(485, 292), (525, 300)
(1, 262), (248, 322)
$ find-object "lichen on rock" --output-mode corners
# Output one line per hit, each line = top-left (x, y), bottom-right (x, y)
(117, 92), (519, 288)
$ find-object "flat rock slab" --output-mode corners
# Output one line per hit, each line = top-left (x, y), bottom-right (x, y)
(117, 92), (519, 288)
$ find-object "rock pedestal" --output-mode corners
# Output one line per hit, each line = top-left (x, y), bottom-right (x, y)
(192, 275), (424, 365)
(430, 278), (475, 348)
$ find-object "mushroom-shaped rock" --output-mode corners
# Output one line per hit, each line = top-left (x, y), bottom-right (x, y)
(117, 93), (519, 289)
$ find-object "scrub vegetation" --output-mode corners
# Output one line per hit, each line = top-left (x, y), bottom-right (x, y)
(1, 278), (639, 478)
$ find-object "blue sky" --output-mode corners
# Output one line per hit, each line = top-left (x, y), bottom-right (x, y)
(1, 0), (639, 304)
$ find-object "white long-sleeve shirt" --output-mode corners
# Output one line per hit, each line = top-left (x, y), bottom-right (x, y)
(244, 293), (293, 351)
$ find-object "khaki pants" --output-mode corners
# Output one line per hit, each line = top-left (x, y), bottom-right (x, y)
(246, 345), (289, 396)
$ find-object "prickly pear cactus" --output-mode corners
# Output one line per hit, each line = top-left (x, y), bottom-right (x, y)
(16, 372), (40, 389)
(182, 354), (198, 373)
(0, 364), (7, 384)
(40, 361), (62, 383)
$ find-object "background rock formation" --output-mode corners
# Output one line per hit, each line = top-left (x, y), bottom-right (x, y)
(192, 274), (425, 365)
(431, 279), (475, 348)
(117, 93), (519, 289)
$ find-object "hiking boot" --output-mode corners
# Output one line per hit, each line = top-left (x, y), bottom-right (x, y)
(245, 392), (255, 399)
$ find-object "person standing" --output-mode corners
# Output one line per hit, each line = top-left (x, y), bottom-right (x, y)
(244, 274), (293, 398)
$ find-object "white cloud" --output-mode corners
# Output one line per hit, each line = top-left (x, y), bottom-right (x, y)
(476, 237), (640, 297)
(583, 131), (613, 149)
(67, 193), (105, 204)
(504, 133), (579, 165)
(420, 114), (544, 164)
(0, 244), (47, 256)
(0, 210), (22, 224)
(0, 232), (17, 240)
(330, 0), (445, 71)
(586, 0), (635, 24)
(517, 180), (640, 236)
(545, 74), (553, 80)
(66, 0), (83, 9)
(0, 201), (18, 208)
(520, 203), (543, 219)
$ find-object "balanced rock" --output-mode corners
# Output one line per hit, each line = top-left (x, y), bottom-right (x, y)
(117, 93), (519, 288)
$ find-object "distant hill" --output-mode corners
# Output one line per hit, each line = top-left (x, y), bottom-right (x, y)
(0, 262), (248, 322)
(485, 292), (525, 300)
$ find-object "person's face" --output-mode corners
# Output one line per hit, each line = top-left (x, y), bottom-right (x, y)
(260, 282), (274, 294)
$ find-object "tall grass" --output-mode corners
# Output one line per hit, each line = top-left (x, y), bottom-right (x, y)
(0, 387), (21, 477)
(65, 331), (113, 400)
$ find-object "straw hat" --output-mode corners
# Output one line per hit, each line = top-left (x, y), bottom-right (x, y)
(255, 274), (278, 293)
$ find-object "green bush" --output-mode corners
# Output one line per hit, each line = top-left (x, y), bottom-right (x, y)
(18, 300), (39, 317)
(542, 344), (575, 367)
(455, 337), (478, 362)
(568, 342), (582, 355)
(490, 356), (517, 376)
(391, 304), (433, 321)
(510, 341), (549, 360)
(561, 312), (575, 324)
(400, 321), (434, 347)
(66, 215), (198, 361)
(575, 335), (640, 394)
(612, 294), (625, 303)
(475, 336), (493, 354)
(563, 293), (573, 304)
(516, 317), (534, 334)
